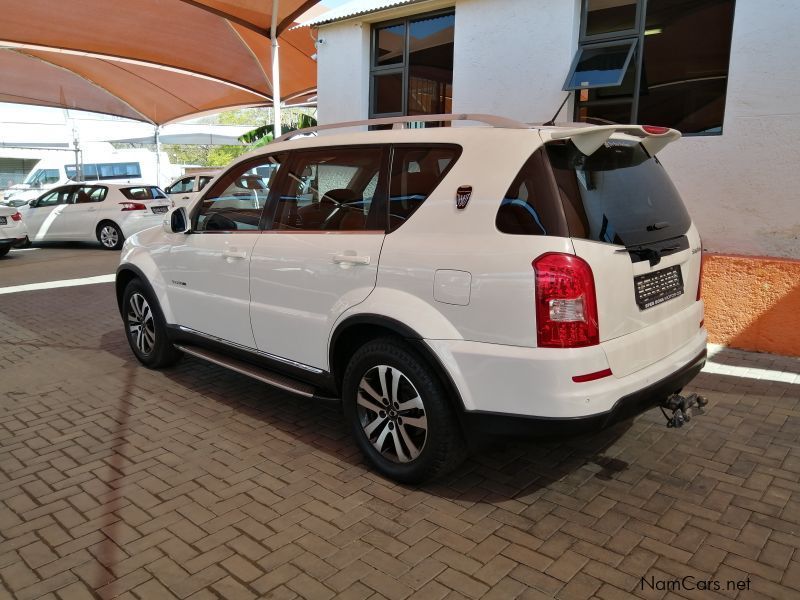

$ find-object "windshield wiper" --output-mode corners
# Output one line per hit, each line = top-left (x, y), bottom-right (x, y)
(646, 221), (670, 231)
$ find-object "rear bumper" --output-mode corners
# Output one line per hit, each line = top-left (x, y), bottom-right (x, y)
(460, 348), (706, 437)
(0, 235), (28, 248)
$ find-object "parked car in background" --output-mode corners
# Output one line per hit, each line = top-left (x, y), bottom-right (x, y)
(19, 183), (170, 250)
(0, 198), (31, 208)
(0, 206), (28, 257)
(165, 171), (219, 208)
(116, 115), (707, 482)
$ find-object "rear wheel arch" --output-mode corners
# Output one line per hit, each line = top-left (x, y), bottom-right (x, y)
(329, 315), (467, 415)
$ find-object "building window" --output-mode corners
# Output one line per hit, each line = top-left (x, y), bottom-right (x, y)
(566, 0), (735, 135)
(370, 10), (455, 124)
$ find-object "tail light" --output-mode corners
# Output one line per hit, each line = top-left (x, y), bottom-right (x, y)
(120, 202), (147, 212)
(642, 125), (670, 135)
(696, 243), (704, 302)
(533, 252), (599, 348)
(10, 212), (22, 221)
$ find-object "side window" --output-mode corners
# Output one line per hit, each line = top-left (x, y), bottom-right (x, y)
(168, 178), (193, 193)
(271, 148), (385, 232)
(194, 155), (282, 232)
(36, 190), (61, 207)
(388, 146), (460, 231)
(74, 186), (108, 203)
(37, 188), (72, 207)
(197, 176), (213, 191)
(496, 148), (565, 236)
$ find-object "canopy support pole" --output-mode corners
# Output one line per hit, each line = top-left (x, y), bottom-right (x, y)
(155, 125), (162, 186)
(271, 0), (282, 138)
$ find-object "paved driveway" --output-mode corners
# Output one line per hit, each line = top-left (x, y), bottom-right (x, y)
(1, 248), (799, 599)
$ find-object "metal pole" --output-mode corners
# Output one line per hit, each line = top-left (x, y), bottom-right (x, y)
(271, 0), (282, 138)
(155, 125), (162, 186)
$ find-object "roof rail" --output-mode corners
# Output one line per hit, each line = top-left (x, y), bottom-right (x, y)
(274, 113), (530, 142)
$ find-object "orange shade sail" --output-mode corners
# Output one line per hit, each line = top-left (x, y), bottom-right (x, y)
(0, 0), (322, 124)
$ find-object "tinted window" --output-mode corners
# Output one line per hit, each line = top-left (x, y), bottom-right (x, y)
(497, 149), (565, 237)
(408, 13), (454, 116)
(388, 146), (460, 231)
(546, 140), (691, 247)
(271, 148), (385, 232)
(637, 0), (734, 134)
(73, 186), (107, 203)
(585, 0), (638, 37)
(375, 23), (404, 67)
(169, 177), (194, 193)
(195, 156), (282, 232)
(120, 187), (166, 201)
(37, 188), (72, 207)
(565, 40), (637, 90)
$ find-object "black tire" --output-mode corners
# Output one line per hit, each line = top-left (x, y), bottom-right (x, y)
(0, 245), (9, 257)
(342, 337), (467, 483)
(122, 279), (182, 368)
(97, 221), (124, 250)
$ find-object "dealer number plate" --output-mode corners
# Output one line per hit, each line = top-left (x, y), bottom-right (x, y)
(0, 217), (6, 225)
(151, 206), (168, 214)
(634, 265), (684, 310)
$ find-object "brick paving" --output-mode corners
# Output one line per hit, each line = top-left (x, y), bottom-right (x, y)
(0, 279), (799, 599)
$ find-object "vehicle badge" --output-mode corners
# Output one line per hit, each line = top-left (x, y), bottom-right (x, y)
(456, 185), (472, 210)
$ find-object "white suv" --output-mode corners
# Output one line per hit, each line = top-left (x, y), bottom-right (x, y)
(116, 114), (707, 482)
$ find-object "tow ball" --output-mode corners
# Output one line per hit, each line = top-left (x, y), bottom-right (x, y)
(659, 392), (708, 428)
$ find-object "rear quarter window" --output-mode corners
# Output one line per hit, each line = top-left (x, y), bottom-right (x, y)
(388, 145), (461, 231)
(496, 148), (568, 237)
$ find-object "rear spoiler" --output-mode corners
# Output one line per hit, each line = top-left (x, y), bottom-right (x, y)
(546, 125), (681, 157)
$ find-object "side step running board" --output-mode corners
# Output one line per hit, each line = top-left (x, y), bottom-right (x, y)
(175, 343), (325, 399)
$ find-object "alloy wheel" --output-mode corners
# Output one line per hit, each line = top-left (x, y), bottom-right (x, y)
(127, 293), (156, 355)
(356, 365), (428, 463)
(100, 225), (119, 248)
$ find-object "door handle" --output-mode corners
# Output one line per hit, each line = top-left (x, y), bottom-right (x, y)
(182, 196), (190, 200)
(87, 207), (96, 212)
(223, 249), (248, 260)
(333, 253), (370, 265)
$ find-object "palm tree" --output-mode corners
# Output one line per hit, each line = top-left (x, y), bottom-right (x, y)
(238, 113), (317, 148)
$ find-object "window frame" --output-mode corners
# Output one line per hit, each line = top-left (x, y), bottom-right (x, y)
(369, 8), (456, 120)
(572, 0), (734, 135)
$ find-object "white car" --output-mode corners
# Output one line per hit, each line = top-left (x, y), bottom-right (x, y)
(0, 205), (28, 257)
(19, 183), (171, 250)
(116, 114), (707, 482)
(164, 171), (219, 208)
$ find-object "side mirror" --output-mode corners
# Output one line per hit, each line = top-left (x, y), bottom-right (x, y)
(28, 200), (37, 208)
(163, 207), (190, 234)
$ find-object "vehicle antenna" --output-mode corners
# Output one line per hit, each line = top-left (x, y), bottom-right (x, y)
(543, 93), (572, 127)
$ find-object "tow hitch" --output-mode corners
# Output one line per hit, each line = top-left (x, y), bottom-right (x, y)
(659, 392), (708, 428)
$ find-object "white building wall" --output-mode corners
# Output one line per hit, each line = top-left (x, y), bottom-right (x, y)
(315, 21), (371, 126)
(314, 0), (800, 258)
(450, 0), (579, 124)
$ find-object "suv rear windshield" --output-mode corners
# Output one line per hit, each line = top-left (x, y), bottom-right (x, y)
(546, 140), (691, 247)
